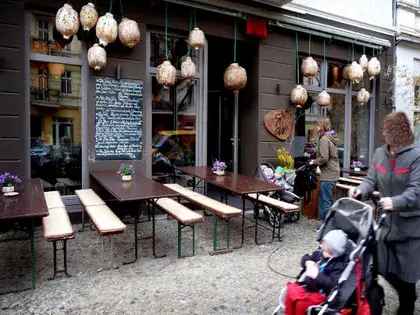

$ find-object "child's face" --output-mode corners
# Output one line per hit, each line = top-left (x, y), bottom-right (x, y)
(320, 241), (333, 258)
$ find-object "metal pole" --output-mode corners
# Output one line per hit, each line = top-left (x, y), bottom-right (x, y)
(233, 92), (239, 174)
(218, 94), (222, 160)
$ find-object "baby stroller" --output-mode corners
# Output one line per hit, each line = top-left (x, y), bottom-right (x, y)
(255, 163), (302, 227)
(273, 197), (385, 315)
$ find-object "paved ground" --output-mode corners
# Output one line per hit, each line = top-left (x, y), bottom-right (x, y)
(0, 208), (419, 314)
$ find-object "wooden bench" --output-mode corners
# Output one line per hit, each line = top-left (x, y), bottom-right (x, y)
(154, 198), (204, 257)
(164, 183), (241, 254)
(246, 193), (300, 243)
(338, 177), (363, 185)
(43, 191), (74, 279)
(76, 189), (126, 271)
(75, 189), (106, 231)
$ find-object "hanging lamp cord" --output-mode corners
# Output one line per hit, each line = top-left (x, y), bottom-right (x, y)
(351, 42), (354, 61)
(233, 19), (237, 63)
(165, 2), (168, 60)
(109, 0), (113, 13)
(308, 34), (311, 56)
(119, 0), (124, 17)
(188, 9), (192, 56)
(295, 32), (300, 84)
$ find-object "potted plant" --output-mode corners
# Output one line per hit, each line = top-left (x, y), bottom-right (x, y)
(212, 160), (227, 176)
(118, 163), (135, 181)
(0, 172), (22, 193)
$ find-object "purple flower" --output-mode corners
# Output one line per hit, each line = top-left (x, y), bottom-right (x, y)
(212, 160), (227, 172)
(0, 172), (21, 186)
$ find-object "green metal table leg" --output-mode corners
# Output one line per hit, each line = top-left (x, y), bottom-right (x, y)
(177, 223), (182, 258)
(226, 220), (230, 249)
(30, 219), (36, 290)
(213, 216), (218, 251)
(192, 225), (196, 256)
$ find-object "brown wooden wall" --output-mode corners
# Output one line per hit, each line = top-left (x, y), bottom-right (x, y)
(0, 0), (26, 178)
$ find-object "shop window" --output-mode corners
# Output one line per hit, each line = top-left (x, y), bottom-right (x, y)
(30, 61), (81, 195)
(150, 32), (200, 70)
(415, 77), (420, 108)
(351, 97), (370, 170)
(61, 71), (72, 95)
(31, 13), (81, 57)
(152, 76), (196, 177)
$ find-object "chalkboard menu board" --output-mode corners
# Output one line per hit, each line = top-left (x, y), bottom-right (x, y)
(95, 77), (143, 160)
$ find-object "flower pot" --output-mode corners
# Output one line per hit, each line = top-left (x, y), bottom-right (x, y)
(121, 175), (133, 182)
(213, 170), (225, 176)
(2, 186), (14, 193)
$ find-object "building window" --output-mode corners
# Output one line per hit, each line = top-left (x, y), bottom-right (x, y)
(61, 71), (72, 95)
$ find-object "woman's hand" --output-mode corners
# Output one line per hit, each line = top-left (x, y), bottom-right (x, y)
(379, 197), (393, 210)
(348, 187), (362, 199)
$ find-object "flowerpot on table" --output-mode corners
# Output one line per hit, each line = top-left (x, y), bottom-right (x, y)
(213, 170), (225, 176)
(121, 175), (133, 182)
(2, 186), (15, 193)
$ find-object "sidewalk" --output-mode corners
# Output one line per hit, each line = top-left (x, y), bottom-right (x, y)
(0, 213), (417, 314)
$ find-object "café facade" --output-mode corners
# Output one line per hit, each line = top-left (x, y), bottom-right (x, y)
(0, 0), (393, 203)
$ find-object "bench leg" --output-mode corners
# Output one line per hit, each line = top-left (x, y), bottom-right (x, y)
(152, 202), (166, 259)
(210, 217), (233, 256)
(49, 240), (71, 280)
(177, 222), (182, 258)
(241, 198), (246, 247)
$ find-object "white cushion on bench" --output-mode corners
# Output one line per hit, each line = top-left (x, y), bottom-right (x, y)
(336, 183), (354, 191)
(247, 193), (299, 212)
(43, 207), (74, 241)
(76, 189), (106, 207)
(155, 198), (204, 225)
(44, 191), (65, 209)
(85, 205), (126, 235)
(164, 184), (242, 219)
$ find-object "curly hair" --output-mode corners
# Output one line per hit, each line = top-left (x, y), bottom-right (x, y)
(383, 112), (414, 148)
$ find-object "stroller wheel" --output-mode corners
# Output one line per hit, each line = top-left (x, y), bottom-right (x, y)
(264, 206), (283, 227)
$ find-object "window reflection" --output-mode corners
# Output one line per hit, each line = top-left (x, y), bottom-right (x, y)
(327, 62), (347, 89)
(30, 61), (81, 195)
(31, 14), (81, 57)
(152, 77), (196, 177)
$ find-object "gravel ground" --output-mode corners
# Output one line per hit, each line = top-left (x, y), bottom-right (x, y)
(0, 209), (419, 314)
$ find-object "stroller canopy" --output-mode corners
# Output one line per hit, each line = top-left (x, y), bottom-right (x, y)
(318, 198), (373, 244)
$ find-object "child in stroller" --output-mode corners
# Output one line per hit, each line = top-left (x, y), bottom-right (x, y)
(275, 230), (349, 315)
(273, 197), (384, 315)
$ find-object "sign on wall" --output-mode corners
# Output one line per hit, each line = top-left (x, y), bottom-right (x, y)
(95, 77), (143, 160)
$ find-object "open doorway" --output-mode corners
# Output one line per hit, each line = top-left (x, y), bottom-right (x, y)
(207, 36), (258, 175)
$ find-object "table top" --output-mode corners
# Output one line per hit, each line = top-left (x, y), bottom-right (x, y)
(90, 170), (179, 202)
(0, 178), (49, 221)
(177, 166), (281, 195)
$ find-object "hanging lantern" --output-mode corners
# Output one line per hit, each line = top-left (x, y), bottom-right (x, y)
(118, 18), (141, 48)
(343, 64), (351, 80)
(80, 3), (98, 31)
(301, 56), (318, 78)
(181, 56), (196, 79)
(359, 54), (368, 72)
(48, 63), (65, 79)
(348, 61), (364, 84)
(357, 88), (370, 105)
(157, 60), (176, 87)
(317, 90), (331, 107)
(188, 27), (206, 50)
(367, 57), (381, 80)
(224, 63), (247, 92)
(55, 3), (79, 40)
(96, 13), (118, 46)
(290, 85), (308, 108)
(88, 44), (107, 71)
